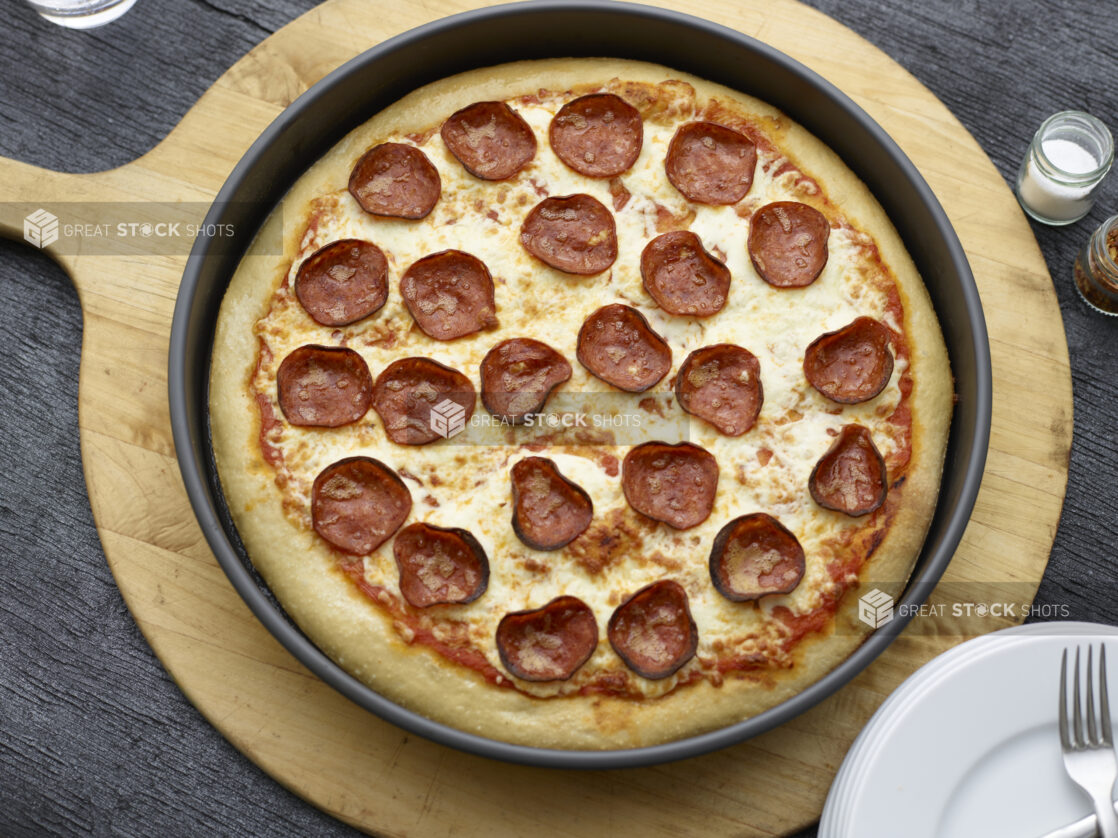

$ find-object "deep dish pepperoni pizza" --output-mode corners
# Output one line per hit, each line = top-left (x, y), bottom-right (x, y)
(210, 58), (952, 749)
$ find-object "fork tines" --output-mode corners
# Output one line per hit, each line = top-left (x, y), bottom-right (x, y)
(1061, 645), (1113, 750)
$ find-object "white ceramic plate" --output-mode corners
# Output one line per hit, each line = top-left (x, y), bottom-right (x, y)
(820, 623), (1118, 838)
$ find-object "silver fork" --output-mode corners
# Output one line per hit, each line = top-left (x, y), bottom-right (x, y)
(1060, 646), (1118, 838)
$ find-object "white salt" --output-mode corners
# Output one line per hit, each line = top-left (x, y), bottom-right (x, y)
(1041, 138), (1099, 174)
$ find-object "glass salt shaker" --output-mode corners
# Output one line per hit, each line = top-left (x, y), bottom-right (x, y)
(1074, 215), (1118, 315)
(1015, 111), (1113, 225)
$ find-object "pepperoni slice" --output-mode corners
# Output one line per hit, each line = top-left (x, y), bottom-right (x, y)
(440, 101), (537, 181)
(519, 194), (618, 275)
(276, 345), (373, 427)
(576, 304), (671, 392)
(294, 239), (389, 327)
(480, 338), (572, 423)
(748, 201), (830, 288)
(665, 121), (757, 205)
(495, 596), (598, 682)
(709, 513), (806, 602)
(640, 230), (730, 317)
(621, 442), (719, 530)
(311, 457), (412, 555)
(371, 357), (475, 445)
(675, 344), (763, 437)
(393, 522), (488, 608)
(549, 93), (643, 178)
(607, 580), (698, 680)
(510, 456), (593, 550)
(348, 142), (441, 219)
(399, 250), (499, 341)
(810, 424), (888, 516)
(804, 317), (894, 403)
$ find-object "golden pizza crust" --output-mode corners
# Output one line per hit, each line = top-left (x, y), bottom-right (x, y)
(210, 58), (952, 749)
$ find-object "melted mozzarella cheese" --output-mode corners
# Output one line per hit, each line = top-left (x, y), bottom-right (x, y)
(253, 84), (909, 697)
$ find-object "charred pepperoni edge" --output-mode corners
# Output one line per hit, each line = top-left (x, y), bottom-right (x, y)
(708, 513), (806, 602)
(809, 424), (889, 517)
(510, 456), (594, 551)
(440, 101), (537, 181)
(479, 338), (572, 423)
(639, 230), (731, 317)
(803, 316), (895, 404)
(276, 344), (373, 428)
(495, 596), (599, 682)
(294, 239), (389, 327)
(392, 522), (489, 608)
(747, 201), (830, 288)
(519, 194), (619, 275)
(621, 441), (719, 530)
(576, 304), (672, 393)
(549, 93), (644, 178)
(371, 357), (476, 446)
(664, 121), (758, 205)
(607, 580), (698, 680)
(347, 142), (441, 219)
(311, 456), (412, 555)
(674, 344), (763, 437)
(399, 250), (499, 341)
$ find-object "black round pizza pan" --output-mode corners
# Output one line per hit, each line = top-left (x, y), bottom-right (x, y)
(169, 0), (991, 769)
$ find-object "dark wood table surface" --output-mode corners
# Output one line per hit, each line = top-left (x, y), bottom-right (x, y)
(1, 1), (1115, 835)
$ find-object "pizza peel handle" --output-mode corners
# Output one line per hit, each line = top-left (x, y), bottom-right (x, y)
(0, 157), (89, 279)
(0, 150), (218, 306)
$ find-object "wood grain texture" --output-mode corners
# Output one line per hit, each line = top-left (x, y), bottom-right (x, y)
(0, 1), (1114, 837)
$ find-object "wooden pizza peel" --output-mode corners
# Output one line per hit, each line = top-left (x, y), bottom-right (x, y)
(0, 0), (1071, 834)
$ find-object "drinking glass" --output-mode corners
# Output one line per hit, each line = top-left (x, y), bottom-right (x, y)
(23, 0), (137, 29)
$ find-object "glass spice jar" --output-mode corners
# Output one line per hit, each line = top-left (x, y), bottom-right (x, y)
(1016, 111), (1114, 225)
(1073, 215), (1118, 315)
